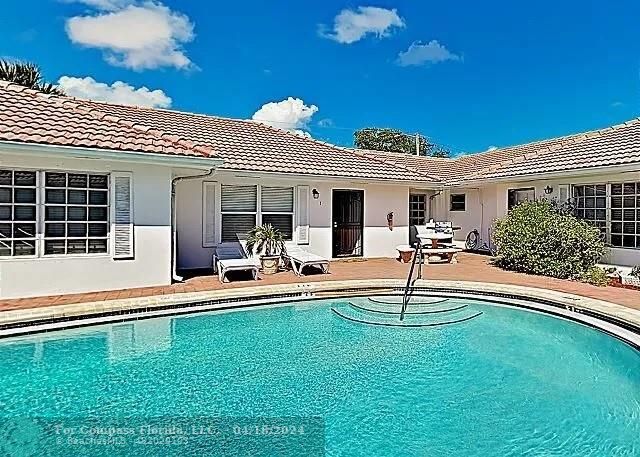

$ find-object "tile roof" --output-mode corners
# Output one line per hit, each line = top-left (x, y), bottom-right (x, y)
(463, 118), (640, 180)
(360, 120), (640, 184)
(77, 100), (440, 182)
(0, 81), (217, 158)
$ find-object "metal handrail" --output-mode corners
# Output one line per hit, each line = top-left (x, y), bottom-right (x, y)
(400, 238), (422, 321)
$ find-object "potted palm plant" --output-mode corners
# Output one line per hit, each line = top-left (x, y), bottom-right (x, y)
(245, 224), (286, 275)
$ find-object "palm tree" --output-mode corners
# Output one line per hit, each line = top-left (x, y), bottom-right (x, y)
(0, 60), (64, 95)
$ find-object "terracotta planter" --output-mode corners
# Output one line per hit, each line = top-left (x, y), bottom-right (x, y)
(399, 250), (414, 263)
(260, 255), (281, 275)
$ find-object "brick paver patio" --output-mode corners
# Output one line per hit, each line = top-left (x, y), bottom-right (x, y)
(1, 253), (639, 312)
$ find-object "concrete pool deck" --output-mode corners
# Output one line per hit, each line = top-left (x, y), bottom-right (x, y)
(1, 253), (639, 312)
(0, 253), (639, 340)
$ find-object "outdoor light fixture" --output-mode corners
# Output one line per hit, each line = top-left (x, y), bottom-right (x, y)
(312, 189), (320, 200)
(544, 185), (553, 195)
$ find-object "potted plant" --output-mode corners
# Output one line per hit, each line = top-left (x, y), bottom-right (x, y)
(245, 224), (286, 275)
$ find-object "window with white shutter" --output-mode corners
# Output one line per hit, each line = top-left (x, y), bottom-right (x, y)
(296, 185), (309, 244)
(261, 186), (294, 240)
(0, 169), (110, 258)
(202, 182), (216, 247)
(220, 185), (257, 242)
(111, 172), (134, 259)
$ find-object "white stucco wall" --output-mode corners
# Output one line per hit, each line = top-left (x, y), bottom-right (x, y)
(175, 173), (412, 269)
(0, 152), (174, 298)
(433, 171), (640, 266)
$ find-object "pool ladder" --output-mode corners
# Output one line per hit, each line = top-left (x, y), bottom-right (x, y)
(400, 238), (423, 321)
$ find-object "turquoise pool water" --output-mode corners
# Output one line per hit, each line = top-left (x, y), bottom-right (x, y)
(0, 296), (639, 456)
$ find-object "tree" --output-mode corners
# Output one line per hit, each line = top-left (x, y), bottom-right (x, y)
(0, 59), (64, 95)
(354, 127), (450, 157)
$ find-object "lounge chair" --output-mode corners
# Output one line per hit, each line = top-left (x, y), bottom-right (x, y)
(213, 242), (259, 283)
(283, 242), (330, 276)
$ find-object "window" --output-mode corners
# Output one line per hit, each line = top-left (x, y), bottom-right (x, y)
(573, 184), (607, 239)
(261, 186), (294, 240)
(450, 194), (466, 212)
(409, 194), (427, 226)
(572, 182), (640, 249)
(508, 187), (536, 210)
(0, 170), (37, 256)
(221, 185), (257, 242)
(0, 169), (110, 257)
(220, 184), (295, 242)
(43, 172), (109, 255)
(610, 183), (640, 248)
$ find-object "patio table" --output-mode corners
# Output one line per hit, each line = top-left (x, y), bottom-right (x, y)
(418, 233), (453, 249)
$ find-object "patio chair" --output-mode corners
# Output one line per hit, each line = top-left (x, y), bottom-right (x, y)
(283, 242), (330, 276)
(213, 242), (260, 283)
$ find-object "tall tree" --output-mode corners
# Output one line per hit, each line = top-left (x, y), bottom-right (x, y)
(0, 60), (64, 95)
(354, 127), (450, 158)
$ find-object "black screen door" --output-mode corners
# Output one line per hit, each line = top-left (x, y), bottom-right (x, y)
(332, 190), (364, 257)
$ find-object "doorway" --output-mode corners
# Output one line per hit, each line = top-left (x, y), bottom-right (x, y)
(332, 190), (364, 257)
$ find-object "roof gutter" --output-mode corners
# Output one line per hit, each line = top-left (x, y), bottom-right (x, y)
(0, 141), (225, 169)
(218, 169), (444, 187)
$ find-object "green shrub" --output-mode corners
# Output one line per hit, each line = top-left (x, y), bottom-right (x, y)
(631, 266), (640, 278)
(579, 266), (609, 287)
(492, 199), (606, 279)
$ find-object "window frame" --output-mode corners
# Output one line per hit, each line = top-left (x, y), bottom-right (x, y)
(0, 167), (111, 260)
(449, 193), (466, 212)
(409, 193), (427, 226)
(219, 184), (295, 243)
(260, 186), (295, 241)
(507, 187), (536, 210)
(572, 182), (640, 250)
(0, 169), (39, 258)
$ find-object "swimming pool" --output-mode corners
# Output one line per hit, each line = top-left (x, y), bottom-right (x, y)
(0, 295), (639, 456)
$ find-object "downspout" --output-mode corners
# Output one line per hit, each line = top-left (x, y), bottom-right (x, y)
(171, 168), (216, 282)
(428, 189), (443, 221)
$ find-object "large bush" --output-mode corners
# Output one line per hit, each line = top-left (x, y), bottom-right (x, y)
(492, 199), (606, 279)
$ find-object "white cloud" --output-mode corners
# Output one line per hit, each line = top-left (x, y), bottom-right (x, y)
(397, 40), (461, 67)
(58, 76), (172, 108)
(320, 6), (404, 44)
(65, 2), (195, 70)
(317, 118), (334, 128)
(486, 146), (498, 151)
(252, 97), (319, 135)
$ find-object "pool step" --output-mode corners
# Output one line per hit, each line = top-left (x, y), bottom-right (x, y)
(331, 300), (483, 328)
(356, 297), (461, 315)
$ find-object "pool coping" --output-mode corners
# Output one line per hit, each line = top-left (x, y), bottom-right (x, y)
(1, 280), (639, 344)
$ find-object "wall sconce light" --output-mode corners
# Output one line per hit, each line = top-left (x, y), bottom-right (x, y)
(312, 189), (320, 200)
(544, 185), (553, 195)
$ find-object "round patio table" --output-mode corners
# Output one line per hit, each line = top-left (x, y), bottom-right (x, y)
(417, 233), (452, 249)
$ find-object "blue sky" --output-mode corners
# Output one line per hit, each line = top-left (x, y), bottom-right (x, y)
(2, 1), (640, 155)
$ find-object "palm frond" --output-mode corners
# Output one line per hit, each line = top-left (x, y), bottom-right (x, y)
(0, 59), (64, 95)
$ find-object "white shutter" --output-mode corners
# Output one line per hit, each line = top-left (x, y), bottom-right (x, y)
(111, 172), (134, 259)
(261, 186), (294, 212)
(221, 185), (257, 212)
(558, 184), (570, 203)
(296, 185), (310, 245)
(202, 182), (216, 247)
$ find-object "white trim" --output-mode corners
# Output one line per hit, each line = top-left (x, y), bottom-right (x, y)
(0, 141), (224, 169)
(202, 181), (216, 248)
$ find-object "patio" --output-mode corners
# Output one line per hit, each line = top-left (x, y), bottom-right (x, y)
(1, 252), (639, 312)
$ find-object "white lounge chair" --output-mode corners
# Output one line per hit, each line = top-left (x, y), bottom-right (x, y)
(213, 243), (259, 283)
(283, 242), (330, 276)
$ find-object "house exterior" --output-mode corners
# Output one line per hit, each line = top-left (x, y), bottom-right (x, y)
(2, 80), (640, 299)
